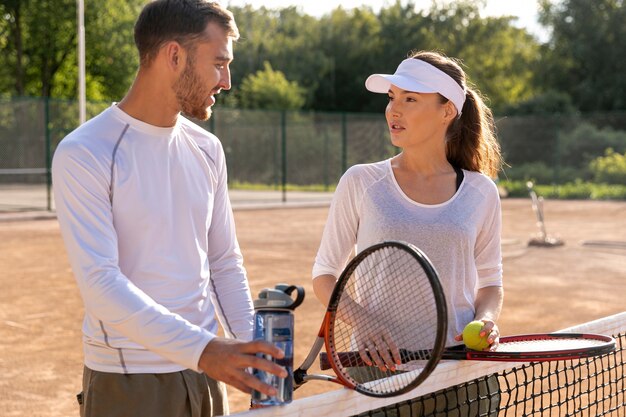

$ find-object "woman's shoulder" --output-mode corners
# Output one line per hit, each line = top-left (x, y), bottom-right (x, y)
(336, 160), (391, 195)
(343, 160), (390, 181)
(463, 170), (500, 199)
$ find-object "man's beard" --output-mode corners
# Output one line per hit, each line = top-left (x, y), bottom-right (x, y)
(173, 55), (213, 121)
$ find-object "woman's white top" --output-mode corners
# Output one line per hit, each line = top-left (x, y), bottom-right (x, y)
(312, 159), (503, 344)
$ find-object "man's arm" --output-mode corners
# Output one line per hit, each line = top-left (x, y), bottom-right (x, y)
(53, 138), (215, 370)
(205, 141), (254, 340)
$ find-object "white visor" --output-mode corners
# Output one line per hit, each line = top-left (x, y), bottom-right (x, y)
(365, 58), (466, 117)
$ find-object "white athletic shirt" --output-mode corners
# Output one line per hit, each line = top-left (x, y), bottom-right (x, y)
(52, 104), (254, 374)
(312, 159), (503, 344)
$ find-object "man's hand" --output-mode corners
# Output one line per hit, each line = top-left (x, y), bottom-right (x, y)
(198, 337), (288, 396)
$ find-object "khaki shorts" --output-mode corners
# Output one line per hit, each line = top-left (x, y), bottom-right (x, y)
(78, 366), (228, 417)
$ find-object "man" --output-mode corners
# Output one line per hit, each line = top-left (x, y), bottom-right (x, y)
(52, 1), (286, 416)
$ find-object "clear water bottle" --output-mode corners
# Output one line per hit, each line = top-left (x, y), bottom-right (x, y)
(251, 284), (304, 407)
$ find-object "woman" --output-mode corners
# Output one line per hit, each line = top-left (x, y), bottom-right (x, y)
(312, 50), (504, 372)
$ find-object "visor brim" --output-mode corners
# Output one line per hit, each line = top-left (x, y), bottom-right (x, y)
(365, 74), (438, 94)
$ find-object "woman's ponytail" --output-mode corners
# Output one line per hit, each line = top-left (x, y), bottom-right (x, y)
(409, 50), (503, 177)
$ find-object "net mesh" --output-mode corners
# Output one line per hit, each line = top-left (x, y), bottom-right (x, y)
(231, 312), (626, 417)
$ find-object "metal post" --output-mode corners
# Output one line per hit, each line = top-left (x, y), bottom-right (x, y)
(341, 112), (347, 174)
(45, 97), (52, 211)
(77, 0), (86, 125)
(209, 108), (216, 133)
(281, 110), (287, 203)
(323, 129), (329, 191)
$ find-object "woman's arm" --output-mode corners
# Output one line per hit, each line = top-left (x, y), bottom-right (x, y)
(474, 285), (504, 324)
(312, 274), (337, 307)
(455, 285), (504, 350)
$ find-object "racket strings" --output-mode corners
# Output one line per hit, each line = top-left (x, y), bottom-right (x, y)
(329, 244), (441, 396)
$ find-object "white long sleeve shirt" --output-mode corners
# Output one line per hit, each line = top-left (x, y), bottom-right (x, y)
(312, 159), (503, 344)
(52, 104), (254, 374)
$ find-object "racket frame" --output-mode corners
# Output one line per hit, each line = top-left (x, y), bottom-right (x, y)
(318, 332), (616, 370)
(304, 241), (448, 397)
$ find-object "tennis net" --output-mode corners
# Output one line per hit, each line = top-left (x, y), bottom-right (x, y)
(232, 311), (625, 416)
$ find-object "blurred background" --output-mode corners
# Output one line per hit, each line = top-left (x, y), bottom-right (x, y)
(1, 0), (625, 212)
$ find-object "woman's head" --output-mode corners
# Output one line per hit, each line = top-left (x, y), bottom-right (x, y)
(366, 51), (502, 177)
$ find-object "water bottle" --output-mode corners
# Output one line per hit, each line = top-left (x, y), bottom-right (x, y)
(251, 283), (305, 407)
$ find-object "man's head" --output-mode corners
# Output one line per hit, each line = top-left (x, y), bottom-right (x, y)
(134, 0), (239, 67)
(134, 1), (238, 120)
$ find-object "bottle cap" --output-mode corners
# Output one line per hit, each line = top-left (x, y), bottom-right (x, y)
(254, 284), (305, 310)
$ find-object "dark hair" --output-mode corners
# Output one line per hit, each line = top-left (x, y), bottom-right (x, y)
(408, 51), (502, 177)
(134, 0), (239, 66)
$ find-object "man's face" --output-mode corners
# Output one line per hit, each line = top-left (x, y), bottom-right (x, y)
(173, 22), (233, 120)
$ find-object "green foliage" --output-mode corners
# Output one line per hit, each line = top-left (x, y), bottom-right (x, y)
(589, 148), (626, 184)
(230, 6), (326, 107)
(1, 0), (625, 114)
(229, 1), (541, 112)
(238, 62), (306, 110)
(558, 123), (626, 171)
(501, 90), (577, 115)
(0, 0), (77, 97)
(82, 0), (142, 101)
(503, 161), (554, 183)
(538, 0), (626, 111)
(502, 161), (580, 184)
(427, 2), (541, 113)
(498, 116), (626, 184)
(0, 0), (141, 100)
(500, 180), (626, 200)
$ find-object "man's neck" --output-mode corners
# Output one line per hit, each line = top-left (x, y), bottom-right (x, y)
(117, 70), (180, 128)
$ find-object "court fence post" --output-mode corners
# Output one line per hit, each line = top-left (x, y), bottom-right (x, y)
(281, 110), (287, 203)
(341, 112), (347, 174)
(45, 97), (52, 211)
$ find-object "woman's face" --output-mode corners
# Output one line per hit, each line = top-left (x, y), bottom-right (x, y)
(385, 84), (452, 149)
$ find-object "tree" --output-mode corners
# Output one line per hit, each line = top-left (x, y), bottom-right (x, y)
(230, 5), (326, 107)
(538, 0), (626, 111)
(0, 0), (141, 100)
(501, 90), (576, 115)
(415, 1), (541, 114)
(238, 61), (306, 110)
(0, 0), (77, 97)
(315, 6), (383, 111)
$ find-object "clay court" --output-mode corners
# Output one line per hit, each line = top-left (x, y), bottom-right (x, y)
(0, 198), (625, 416)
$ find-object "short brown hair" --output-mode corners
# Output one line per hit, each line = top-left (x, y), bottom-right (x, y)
(134, 0), (239, 66)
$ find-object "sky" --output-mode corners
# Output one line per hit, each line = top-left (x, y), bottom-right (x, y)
(225, 0), (548, 41)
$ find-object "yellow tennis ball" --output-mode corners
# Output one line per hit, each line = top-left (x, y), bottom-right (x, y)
(462, 320), (490, 351)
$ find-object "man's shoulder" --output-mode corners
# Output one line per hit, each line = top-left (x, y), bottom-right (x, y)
(55, 107), (124, 158)
(179, 117), (225, 162)
(179, 116), (219, 145)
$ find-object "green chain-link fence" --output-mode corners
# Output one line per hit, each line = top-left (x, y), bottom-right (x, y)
(1, 97), (625, 211)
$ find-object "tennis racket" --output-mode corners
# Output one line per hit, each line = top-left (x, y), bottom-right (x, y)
(319, 333), (616, 369)
(293, 241), (447, 398)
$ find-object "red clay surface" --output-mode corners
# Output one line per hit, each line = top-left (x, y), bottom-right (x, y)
(1, 199), (624, 416)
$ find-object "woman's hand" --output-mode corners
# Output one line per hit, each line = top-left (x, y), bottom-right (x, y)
(353, 324), (402, 371)
(454, 319), (500, 351)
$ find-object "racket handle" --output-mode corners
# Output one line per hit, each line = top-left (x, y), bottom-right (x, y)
(319, 349), (433, 370)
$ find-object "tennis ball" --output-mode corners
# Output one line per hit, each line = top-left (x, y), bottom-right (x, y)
(462, 321), (490, 351)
